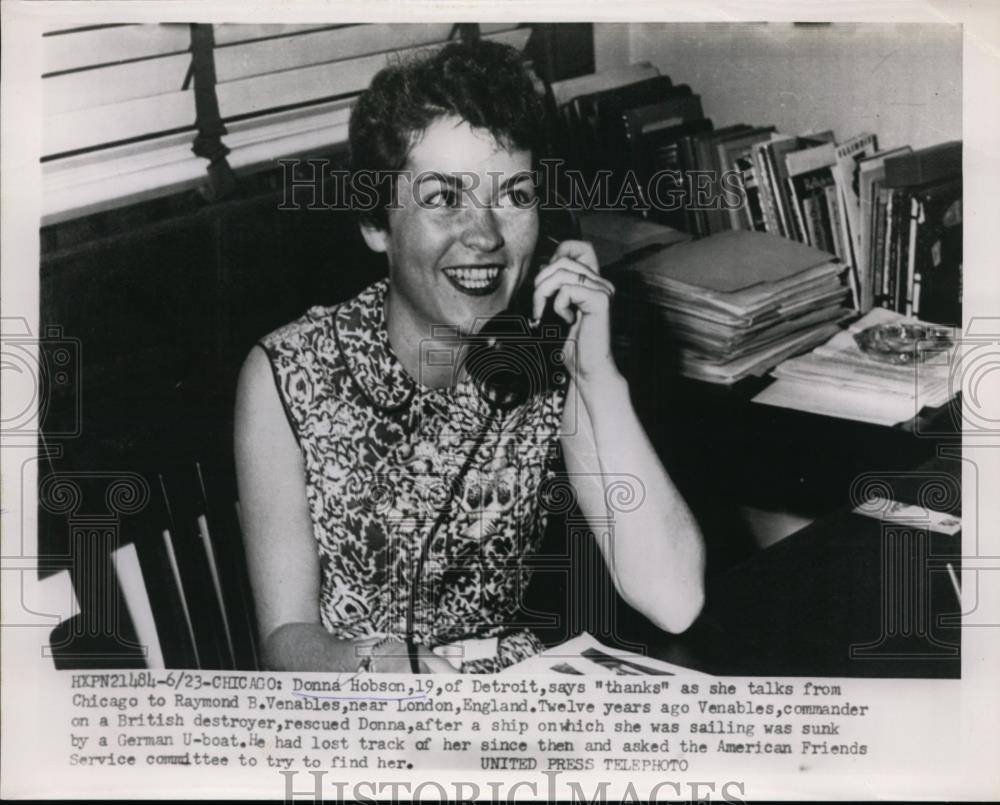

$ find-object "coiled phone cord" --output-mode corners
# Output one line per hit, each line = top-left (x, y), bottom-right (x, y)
(405, 408), (500, 673)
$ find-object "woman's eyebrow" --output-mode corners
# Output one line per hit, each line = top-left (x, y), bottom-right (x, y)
(412, 172), (533, 191)
(413, 172), (464, 191)
(498, 173), (534, 191)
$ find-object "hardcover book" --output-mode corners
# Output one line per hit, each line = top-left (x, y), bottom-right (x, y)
(690, 124), (755, 234)
(884, 140), (962, 189)
(768, 132), (836, 242)
(785, 142), (837, 250)
(832, 132), (878, 264)
(856, 146), (912, 310)
(909, 177), (962, 325)
(715, 127), (778, 231)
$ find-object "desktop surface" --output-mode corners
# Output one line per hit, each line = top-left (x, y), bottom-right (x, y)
(634, 455), (962, 678)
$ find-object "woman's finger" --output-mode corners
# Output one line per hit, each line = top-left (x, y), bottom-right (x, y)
(536, 251), (604, 286)
(550, 282), (611, 324)
(533, 267), (613, 322)
(546, 239), (599, 274)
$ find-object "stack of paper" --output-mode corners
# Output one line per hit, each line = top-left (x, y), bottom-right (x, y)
(624, 229), (851, 383)
(753, 307), (959, 425)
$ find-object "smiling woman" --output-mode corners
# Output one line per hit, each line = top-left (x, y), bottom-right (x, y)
(364, 115), (540, 387)
(233, 40), (705, 674)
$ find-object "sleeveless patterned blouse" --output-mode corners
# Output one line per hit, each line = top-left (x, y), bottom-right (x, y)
(259, 279), (566, 672)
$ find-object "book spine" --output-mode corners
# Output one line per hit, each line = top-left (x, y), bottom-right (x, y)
(872, 187), (888, 306)
(700, 141), (727, 235)
(884, 188), (896, 307)
(897, 204), (908, 313)
(766, 143), (791, 238)
(679, 136), (706, 236)
(784, 176), (807, 245)
(889, 189), (904, 312)
(653, 141), (685, 228)
(817, 186), (837, 253)
(887, 190), (898, 311)
(711, 141), (735, 234)
(829, 184), (861, 309)
(740, 193), (754, 230)
(740, 166), (765, 232)
(905, 195), (919, 316)
(824, 184), (845, 260)
(897, 190), (910, 313)
(754, 142), (781, 236)
(834, 134), (877, 259)
(805, 195), (828, 251)
(858, 179), (878, 313)
(775, 152), (803, 242)
(825, 184), (860, 309)
(913, 181), (962, 326)
(801, 196), (817, 246)
(858, 176), (877, 311)
(727, 150), (754, 231)
(833, 166), (858, 269)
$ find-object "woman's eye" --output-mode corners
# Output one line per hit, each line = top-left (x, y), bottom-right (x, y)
(508, 187), (536, 208)
(427, 188), (461, 208)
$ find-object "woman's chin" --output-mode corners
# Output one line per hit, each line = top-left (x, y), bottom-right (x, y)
(449, 299), (509, 337)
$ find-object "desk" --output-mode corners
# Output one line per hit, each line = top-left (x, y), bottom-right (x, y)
(607, 247), (957, 522)
(632, 455), (962, 678)
(622, 313), (959, 573)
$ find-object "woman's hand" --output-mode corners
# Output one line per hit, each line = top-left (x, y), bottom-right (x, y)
(532, 239), (620, 389)
(357, 638), (459, 674)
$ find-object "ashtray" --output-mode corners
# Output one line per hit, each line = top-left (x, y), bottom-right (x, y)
(853, 323), (954, 365)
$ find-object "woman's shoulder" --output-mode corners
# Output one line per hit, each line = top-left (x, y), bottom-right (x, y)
(258, 280), (386, 358)
(258, 303), (337, 355)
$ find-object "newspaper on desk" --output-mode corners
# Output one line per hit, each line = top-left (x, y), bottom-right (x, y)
(754, 307), (960, 425)
(501, 632), (710, 676)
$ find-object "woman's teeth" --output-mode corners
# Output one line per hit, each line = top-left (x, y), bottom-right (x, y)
(444, 266), (501, 290)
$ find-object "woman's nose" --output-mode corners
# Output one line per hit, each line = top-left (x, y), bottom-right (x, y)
(459, 206), (504, 252)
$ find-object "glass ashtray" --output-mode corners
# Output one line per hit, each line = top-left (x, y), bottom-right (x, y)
(853, 323), (954, 365)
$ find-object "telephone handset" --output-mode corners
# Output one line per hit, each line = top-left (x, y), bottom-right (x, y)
(463, 221), (576, 411)
(407, 213), (578, 671)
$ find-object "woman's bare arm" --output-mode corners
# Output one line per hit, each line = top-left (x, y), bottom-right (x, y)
(233, 346), (454, 673)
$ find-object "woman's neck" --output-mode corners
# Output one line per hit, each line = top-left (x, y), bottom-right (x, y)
(384, 286), (465, 390)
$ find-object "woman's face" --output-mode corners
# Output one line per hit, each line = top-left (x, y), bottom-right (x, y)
(362, 114), (538, 337)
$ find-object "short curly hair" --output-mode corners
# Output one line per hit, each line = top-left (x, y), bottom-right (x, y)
(348, 39), (545, 230)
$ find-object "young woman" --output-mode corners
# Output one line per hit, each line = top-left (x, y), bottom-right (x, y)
(234, 41), (704, 673)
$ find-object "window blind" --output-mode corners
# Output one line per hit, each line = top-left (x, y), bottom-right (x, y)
(41, 22), (531, 224)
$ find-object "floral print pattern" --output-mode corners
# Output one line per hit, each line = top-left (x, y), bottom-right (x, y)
(259, 280), (565, 672)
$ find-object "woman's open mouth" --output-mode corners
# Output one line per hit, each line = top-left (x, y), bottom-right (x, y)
(442, 264), (505, 296)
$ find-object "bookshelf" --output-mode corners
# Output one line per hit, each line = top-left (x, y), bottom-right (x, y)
(552, 25), (963, 567)
(567, 26), (963, 328)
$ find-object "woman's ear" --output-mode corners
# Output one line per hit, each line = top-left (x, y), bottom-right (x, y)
(360, 223), (388, 253)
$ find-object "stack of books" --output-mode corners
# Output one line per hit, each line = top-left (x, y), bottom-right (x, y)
(862, 142), (962, 324)
(550, 65), (961, 325)
(753, 308), (959, 426)
(624, 229), (851, 384)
